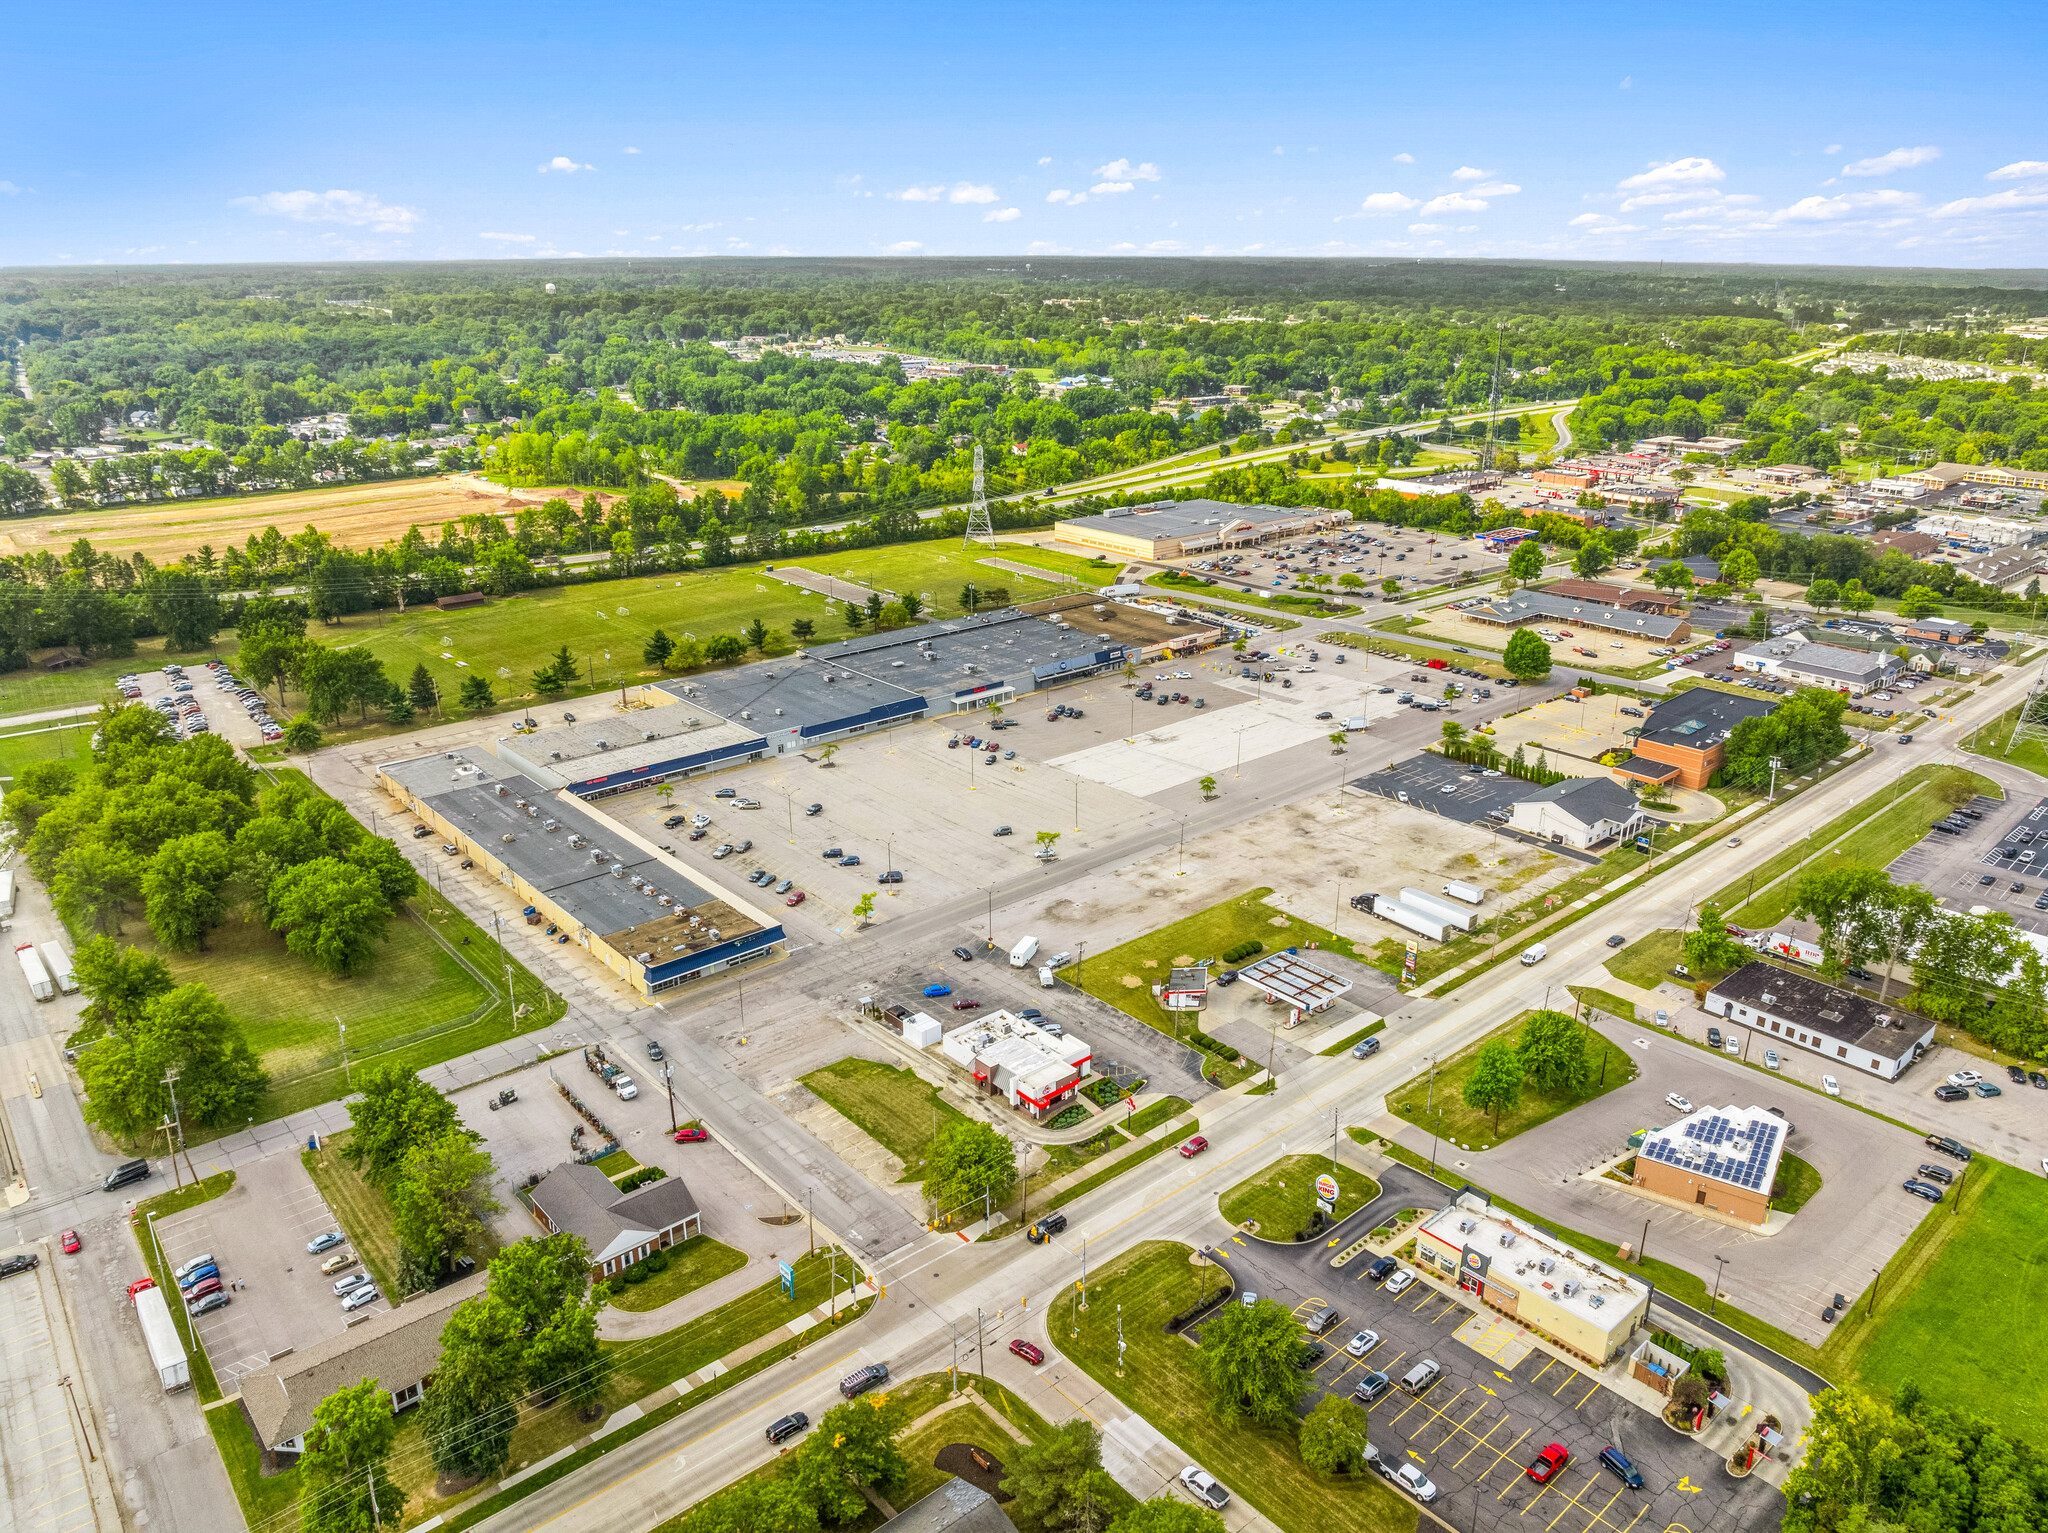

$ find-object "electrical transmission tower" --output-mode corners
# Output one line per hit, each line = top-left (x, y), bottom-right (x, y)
(963, 444), (995, 548)
(1478, 326), (1506, 471)
(2007, 653), (2048, 757)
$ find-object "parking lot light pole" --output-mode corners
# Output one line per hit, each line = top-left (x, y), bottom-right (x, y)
(1710, 1253), (1728, 1316)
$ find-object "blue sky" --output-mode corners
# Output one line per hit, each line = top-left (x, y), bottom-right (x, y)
(4, 1), (2042, 270)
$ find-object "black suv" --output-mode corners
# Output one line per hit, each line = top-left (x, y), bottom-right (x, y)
(1916, 1163), (1956, 1185)
(765, 1411), (809, 1445)
(1026, 1212), (1068, 1244)
(839, 1363), (889, 1399)
(1365, 1256), (1398, 1284)
(102, 1159), (151, 1192)
(1934, 1083), (1970, 1102)
(1924, 1133), (1974, 1161)
(0, 1253), (39, 1281)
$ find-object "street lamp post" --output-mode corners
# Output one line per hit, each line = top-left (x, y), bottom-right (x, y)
(1710, 1253), (1728, 1316)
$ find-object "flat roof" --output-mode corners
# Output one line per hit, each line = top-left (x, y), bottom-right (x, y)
(1418, 1193), (1647, 1329)
(658, 655), (926, 731)
(1236, 951), (1351, 1010)
(1773, 642), (1890, 682)
(1708, 960), (1936, 1056)
(1637, 1103), (1785, 1196)
(938, 1009), (1091, 1072)
(1637, 689), (1776, 749)
(498, 704), (765, 784)
(381, 752), (772, 957)
(1055, 498), (1336, 540)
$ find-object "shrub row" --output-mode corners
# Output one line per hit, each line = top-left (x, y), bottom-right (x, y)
(1222, 939), (1264, 963)
(615, 1165), (669, 1193)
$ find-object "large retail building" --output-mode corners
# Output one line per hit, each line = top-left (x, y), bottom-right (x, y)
(1052, 498), (1351, 560)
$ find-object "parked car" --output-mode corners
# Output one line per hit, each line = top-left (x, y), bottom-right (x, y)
(0, 1253), (39, 1281)
(60, 1229), (80, 1254)
(189, 1290), (231, 1317)
(1925, 1134), (1973, 1160)
(1597, 1446), (1646, 1489)
(1346, 1328), (1381, 1358)
(321, 1251), (357, 1274)
(1665, 1093), (1693, 1113)
(923, 985), (952, 998)
(1384, 1268), (1416, 1296)
(673, 1127), (710, 1143)
(333, 1272), (370, 1296)
(184, 1276), (223, 1305)
(1902, 1179), (1945, 1204)
(1916, 1163), (1955, 1185)
(1934, 1083), (1970, 1102)
(342, 1284), (382, 1312)
(1527, 1444), (1572, 1483)
(1823, 1075), (1840, 1096)
(1352, 1370), (1392, 1404)
(786, 891), (806, 906)
(1365, 1256), (1397, 1285)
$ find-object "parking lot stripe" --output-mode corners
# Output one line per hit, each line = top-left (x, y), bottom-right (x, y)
(1580, 1485), (1628, 1533)
(1552, 1368), (1583, 1396)
(1575, 1380), (1603, 1409)
(1529, 1357), (1556, 1383)
(1450, 1413), (1513, 1469)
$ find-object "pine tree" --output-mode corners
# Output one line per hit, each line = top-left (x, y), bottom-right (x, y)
(407, 662), (438, 714)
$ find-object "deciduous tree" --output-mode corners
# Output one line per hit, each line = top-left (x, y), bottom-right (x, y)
(790, 1396), (909, 1524)
(925, 1119), (1018, 1216)
(1516, 1009), (1591, 1095)
(142, 830), (234, 951)
(1298, 1392), (1372, 1475)
(1462, 1039), (1523, 1133)
(301, 1377), (406, 1533)
(344, 1067), (458, 1185)
(1108, 1501), (1225, 1533)
(1004, 1418), (1121, 1533)
(1503, 628), (1552, 679)
(267, 858), (391, 975)
(421, 1295), (525, 1482)
(1192, 1297), (1305, 1426)
(389, 1127), (499, 1267)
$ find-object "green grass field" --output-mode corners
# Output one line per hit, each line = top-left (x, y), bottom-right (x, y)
(0, 717), (99, 782)
(1219, 1155), (1379, 1236)
(1963, 704), (2048, 782)
(1064, 1242), (1415, 1533)
(1064, 888), (1364, 1066)
(606, 1235), (749, 1312)
(800, 1058), (968, 1183)
(1774, 1152), (1823, 1214)
(1604, 929), (1694, 992)
(0, 634), (235, 719)
(301, 1135), (407, 1296)
(1568, 986), (1641, 1024)
(1712, 763), (1995, 927)
(1824, 1157), (2048, 1443)
(1386, 1013), (1635, 1149)
(1120, 1096), (1192, 1137)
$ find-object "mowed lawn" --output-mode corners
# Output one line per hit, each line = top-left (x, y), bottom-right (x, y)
(606, 1235), (749, 1313)
(1833, 1157), (2048, 1444)
(302, 542), (1082, 718)
(1220, 1154), (1380, 1236)
(1385, 1013), (1635, 1149)
(1065, 1242), (1416, 1533)
(800, 1058), (968, 1182)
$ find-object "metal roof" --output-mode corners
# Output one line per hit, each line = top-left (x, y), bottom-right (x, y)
(1236, 951), (1351, 1011)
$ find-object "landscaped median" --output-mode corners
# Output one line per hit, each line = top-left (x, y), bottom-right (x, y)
(1060, 1241), (1416, 1533)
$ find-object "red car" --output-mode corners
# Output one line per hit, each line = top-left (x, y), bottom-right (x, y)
(952, 999), (981, 1011)
(786, 891), (806, 906)
(184, 1276), (223, 1305)
(1009, 1339), (1044, 1365)
(1526, 1443), (1571, 1483)
(1179, 1135), (1209, 1158)
(673, 1127), (709, 1143)
(60, 1230), (80, 1254)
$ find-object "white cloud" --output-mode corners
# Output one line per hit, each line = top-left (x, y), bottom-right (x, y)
(232, 189), (421, 232)
(1407, 223), (1445, 233)
(1037, 156), (1051, 165)
(538, 156), (594, 173)
(1569, 212), (1613, 226)
(1045, 188), (1085, 205)
(883, 241), (921, 253)
(1932, 187), (2048, 217)
(1359, 191), (1420, 214)
(623, 146), (641, 155)
(1091, 180), (1135, 194)
(1147, 240), (1184, 251)
(1095, 158), (1162, 182)
(1392, 153), (1414, 163)
(1619, 75), (1633, 89)
(1621, 187), (1760, 213)
(1841, 146), (1939, 176)
(983, 207), (1022, 222)
(1989, 161), (2048, 181)
(1765, 189), (1920, 223)
(948, 183), (999, 204)
(892, 185), (945, 201)
(1617, 157), (1725, 190)
(479, 231), (535, 243)
(1451, 166), (1489, 181)
(1471, 181), (1521, 197)
(0, 181), (21, 195)
(1421, 191), (1489, 215)
(1824, 144), (1842, 155)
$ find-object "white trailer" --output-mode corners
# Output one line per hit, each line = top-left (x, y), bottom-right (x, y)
(1399, 888), (1477, 934)
(15, 943), (53, 1002)
(39, 941), (78, 995)
(1441, 880), (1485, 906)
(1354, 892), (1448, 943)
(0, 869), (14, 918)
(1009, 935), (1040, 968)
(133, 1284), (191, 1392)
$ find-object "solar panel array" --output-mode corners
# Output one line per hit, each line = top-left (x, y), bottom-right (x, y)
(1639, 1112), (1782, 1192)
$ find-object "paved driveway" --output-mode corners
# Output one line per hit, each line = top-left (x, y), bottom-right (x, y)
(0, 1252), (101, 1533)
(1381, 1013), (1935, 1346)
(1204, 1182), (1780, 1533)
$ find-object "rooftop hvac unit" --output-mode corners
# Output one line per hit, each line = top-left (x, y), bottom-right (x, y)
(1562, 1279), (1580, 1297)
(1539, 1257), (1555, 1274)
(1458, 1218), (1475, 1234)
(687, 717), (702, 728)
(706, 928), (720, 939)
(1498, 1232), (1517, 1248)
(500, 833), (514, 843)
(1761, 992), (1776, 1005)
(591, 849), (606, 862)
(774, 708), (783, 715)
(550, 751), (562, 760)
(543, 819), (558, 831)
(611, 863), (626, 877)
(643, 731), (656, 741)
(568, 834), (584, 848)
(635, 951), (652, 963)
(658, 895), (673, 906)
(840, 673), (852, 680)
(824, 673), (835, 683)
(515, 798), (527, 809)
(1588, 1293), (1605, 1308)
(495, 783), (509, 796)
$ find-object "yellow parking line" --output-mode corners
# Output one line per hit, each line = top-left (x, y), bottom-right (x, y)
(1434, 1300), (1464, 1324)
(1530, 1357), (1556, 1382)
(1583, 1485), (1627, 1533)
(1576, 1380), (1603, 1409)
(1451, 1412), (1511, 1468)
(1485, 1427), (1534, 1479)
(1612, 1506), (1650, 1533)
(1553, 1369), (1583, 1396)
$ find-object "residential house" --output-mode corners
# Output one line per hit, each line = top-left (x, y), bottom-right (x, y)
(529, 1162), (703, 1280)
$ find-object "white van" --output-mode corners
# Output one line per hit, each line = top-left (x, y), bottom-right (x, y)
(1520, 943), (1547, 967)
(1038, 966), (1055, 988)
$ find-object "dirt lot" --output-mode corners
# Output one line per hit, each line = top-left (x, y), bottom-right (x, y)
(1412, 609), (1684, 672)
(0, 475), (550, 562)
(1484, 690), (1646, 773)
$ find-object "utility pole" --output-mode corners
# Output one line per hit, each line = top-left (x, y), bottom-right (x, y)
(806, 1187), (815, 1257)
(338, 1017), (349, 1088)
(1426, 1056), (1440, 1174)
(492, 915), (515, 1018)
(976, 1305), (986, 1379)
(1710, 1253), (1728, 1316)
(663, 1063), (676, 1132)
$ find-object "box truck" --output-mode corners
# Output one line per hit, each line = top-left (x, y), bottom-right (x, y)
(1441, 881), (1485, 906)
(1009, 935), (1040, 968)
(1351, 892), (1448, 943)
(133, 1283), (191, 1392)
(1398, 888), (1477, 934)
(15, 943), (53, 1001)
(0, 869), (14, 918)
(39, 941), (78, 995)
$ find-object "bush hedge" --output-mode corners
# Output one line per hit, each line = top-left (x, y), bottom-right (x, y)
(615, 1166), (669, 1193)
(1222, 940), (1264, 963)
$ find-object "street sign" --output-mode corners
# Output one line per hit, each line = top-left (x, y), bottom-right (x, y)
(778, 1260), (795, 1300)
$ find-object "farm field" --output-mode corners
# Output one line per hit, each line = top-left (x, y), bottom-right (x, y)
(0, 475), (523, 563)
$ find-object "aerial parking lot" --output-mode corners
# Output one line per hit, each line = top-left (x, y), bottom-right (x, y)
(1887, 792), (2048, 932)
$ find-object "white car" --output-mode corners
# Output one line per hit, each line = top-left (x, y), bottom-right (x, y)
(1763, 1050), (1781, 1071)
(1396, 1463), (1439, 1502)
(1178, 1467), (1229, 1510)
(341, 1284), (381, 1312)
(1947, 1070), (1984, 1088)
(1346, 1329), (1381, 1358)
(1438, 783), (1456, 794)
(1823, 1075), (1840, 1097)
(1384, 1268), (1415, 1296)
(690, 813), (711, 829)
(333, 1272), (369, 1296)
(1666, 1093), (1693, 1113)
(615, 1077), (639, 1100)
